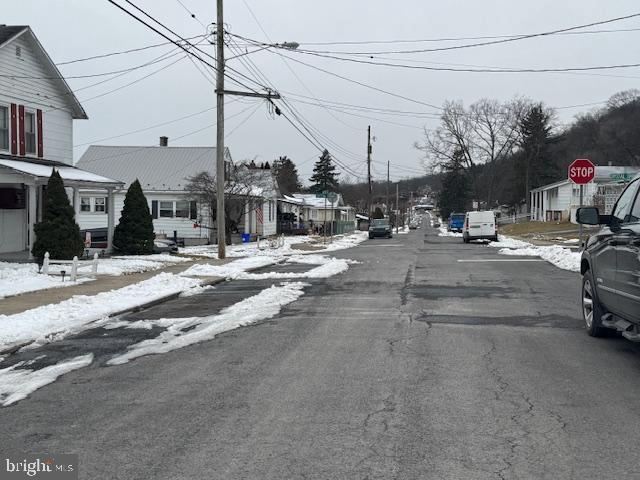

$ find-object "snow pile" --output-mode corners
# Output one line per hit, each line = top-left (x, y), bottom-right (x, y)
(238, 255), (352, 280)
(488, 235), (581, 272)
(0, 254), (192, 298)
(0, 273), (202, 352)
(0, 262), (92, 299)
(438, 226), (462, 237)
(180, 256), (277, 279)
(108, 282), (308, 365)
(0, 354), (93, 406)
(316, 231), (369, 252)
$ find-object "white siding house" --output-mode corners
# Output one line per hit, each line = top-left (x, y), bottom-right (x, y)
(76, 144), (279, 244)
(531, 166), (640, 222)
(0, 26), (121, 259)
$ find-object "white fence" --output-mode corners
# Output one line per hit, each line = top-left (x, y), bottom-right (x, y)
(496, 213), (531, 226)
(42, 252), (99, 281)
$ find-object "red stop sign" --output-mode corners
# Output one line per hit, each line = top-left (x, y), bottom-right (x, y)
(568, 158), (595, 184)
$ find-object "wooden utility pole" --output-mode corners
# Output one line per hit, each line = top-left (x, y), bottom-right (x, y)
(386, 160), (390, 216)
(215, 0), (226, 259)
(396, 183), (399, 234)
(215, 0), (281, 259)
(367, 126), (372, 220)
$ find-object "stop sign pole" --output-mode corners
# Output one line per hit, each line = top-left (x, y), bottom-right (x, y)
(569, 158), (596, 247)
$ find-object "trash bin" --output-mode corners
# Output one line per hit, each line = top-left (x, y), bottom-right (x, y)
(242, 233), (251, 243)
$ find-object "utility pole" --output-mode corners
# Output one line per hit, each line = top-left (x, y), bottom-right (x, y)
(367, 125), (372, 221)
(409, 191), (413, 225)
(214, 0), (282, 259)
(396, 184), (399, 234)
(215, 0), (226, 259)
(386, 160), (390, 216)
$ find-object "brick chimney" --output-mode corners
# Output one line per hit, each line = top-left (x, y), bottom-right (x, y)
(159, 136), (168, 147)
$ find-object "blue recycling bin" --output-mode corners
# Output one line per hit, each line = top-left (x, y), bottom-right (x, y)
(242, 233), (251, 243)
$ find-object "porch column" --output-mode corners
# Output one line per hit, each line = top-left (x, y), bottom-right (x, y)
(244, 201), (250, 234)
(27, 183), (37, 259)
(72, 186), (80, 217)
(531, 192), (536, 221)
(107, 187), (115, 253)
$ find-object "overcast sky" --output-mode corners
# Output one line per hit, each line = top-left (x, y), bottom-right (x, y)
(6, 0), (640, 182)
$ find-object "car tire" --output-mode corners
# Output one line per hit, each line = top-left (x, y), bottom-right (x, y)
(463, 234), (469, 244)
(582, 269), (607, 337)
(491, 235), (499, 242)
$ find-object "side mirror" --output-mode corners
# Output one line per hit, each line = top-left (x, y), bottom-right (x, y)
(576, 207), (601, 225)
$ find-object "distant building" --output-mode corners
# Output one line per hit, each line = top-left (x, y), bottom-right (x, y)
(531, 166), (640, 222)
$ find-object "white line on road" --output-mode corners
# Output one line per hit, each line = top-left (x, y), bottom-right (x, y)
(359, 244), (404, 247)
(457, 259), (545, 263)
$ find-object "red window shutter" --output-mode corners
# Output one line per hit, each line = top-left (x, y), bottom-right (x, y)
(18, 105), (25, 156)
(10, 104), (17, 155)
(36, 109), (43, 157)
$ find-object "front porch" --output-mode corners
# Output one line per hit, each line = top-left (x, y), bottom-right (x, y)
(0, 157), (122, 260)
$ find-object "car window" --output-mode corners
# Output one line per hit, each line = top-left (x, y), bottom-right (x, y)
(628, 182), (640, 224)
(612, 179), (639, 223)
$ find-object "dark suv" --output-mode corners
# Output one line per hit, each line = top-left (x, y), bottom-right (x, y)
(369, 218), (392, 239)
(577, 176), (640, 339)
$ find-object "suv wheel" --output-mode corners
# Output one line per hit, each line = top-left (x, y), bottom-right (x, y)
(582, 269), (607, 337)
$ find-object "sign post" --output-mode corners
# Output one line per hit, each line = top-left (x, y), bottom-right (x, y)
(568, 158), (596, 248)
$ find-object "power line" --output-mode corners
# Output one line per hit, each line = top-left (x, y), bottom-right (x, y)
(174, 0), (207, 28)
(296, 27), (640, 47)
(55, 34), (207, 65)
(284, 12), (640, 55)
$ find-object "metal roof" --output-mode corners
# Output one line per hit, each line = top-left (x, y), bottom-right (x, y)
(76, 145), (228, 191)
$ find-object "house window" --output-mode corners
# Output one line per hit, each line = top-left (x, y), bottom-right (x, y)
(94, 197), (106, 212)
(24, 111), (36, 154)
(160, 201), (174, 218)
(0, 106), (8, 151)
(175, 200), (189, 218)
(80, 197), (91, 212)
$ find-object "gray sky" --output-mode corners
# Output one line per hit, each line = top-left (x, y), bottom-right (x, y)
(6, 0), (640, 182)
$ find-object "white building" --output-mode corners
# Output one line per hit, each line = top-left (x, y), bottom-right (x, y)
(531, 166), (640, 222)
(76, 143), (278, 244)
(280, 193), (356, 234)
(0, 26), (121, 260)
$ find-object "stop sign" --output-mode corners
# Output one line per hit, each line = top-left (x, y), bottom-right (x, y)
(568, 158), (595, 184)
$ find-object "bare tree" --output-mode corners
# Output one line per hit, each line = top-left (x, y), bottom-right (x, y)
(185, 164), (275, 244)
(416, 97), (528, 207)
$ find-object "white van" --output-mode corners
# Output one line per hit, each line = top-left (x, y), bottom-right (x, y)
(462, 211), (498, 243)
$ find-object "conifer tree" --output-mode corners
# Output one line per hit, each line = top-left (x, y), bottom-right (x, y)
(113, 179), (155, 255)
(32, 170), (84, 264)
(309, 149), (339, 194)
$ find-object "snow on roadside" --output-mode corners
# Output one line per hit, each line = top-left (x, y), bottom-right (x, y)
(438, 225), (462, 237)
(238, 256), (352, 280)
(108, 282), (308, 365)
(0, 263), (92, 299)
(0, 273), (202, 352)
(0, 354), (93, 406)
(180, 256), (278, 279)
(488, 235), (581, 272)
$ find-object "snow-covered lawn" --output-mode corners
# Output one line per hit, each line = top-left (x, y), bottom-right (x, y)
(488, 236), (581, 272)
(0, 273), (203, 353)
(0, 262), (93, 299)
(180, 256), (278, 279)
(180, 230), (369, 258)
(0, 254), (193, 299)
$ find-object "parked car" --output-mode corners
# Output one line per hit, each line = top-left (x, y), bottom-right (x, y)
(448, 213), (465, 232)
(369, 218), (393, 239)
(462, 211), (498, 243)
(153, 239), (179, 254)
(576, 176), (640, 338)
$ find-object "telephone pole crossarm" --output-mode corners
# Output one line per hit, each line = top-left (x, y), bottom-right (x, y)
(220, 90), (282, 99)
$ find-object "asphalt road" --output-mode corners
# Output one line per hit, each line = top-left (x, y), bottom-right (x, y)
(4, 222), (640, 479)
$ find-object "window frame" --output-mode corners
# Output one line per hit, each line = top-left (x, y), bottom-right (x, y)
(612, 179), (640, 224)
(94, 197), (106, 213)
(0, 105), (9, 152)
(24, 110), (36, 156)
(80, 197), (91, 212)
(175, 200), (190, 218)
(159, 200), (175, 218)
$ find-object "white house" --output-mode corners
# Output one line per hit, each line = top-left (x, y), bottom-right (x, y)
(0, 26), (121, 259)
(76, 142), (279, 244)
(531, 166), (640, 222)
(280, 193), (356, 235)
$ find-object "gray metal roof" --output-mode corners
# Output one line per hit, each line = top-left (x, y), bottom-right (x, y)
(76, 145), (226, 191)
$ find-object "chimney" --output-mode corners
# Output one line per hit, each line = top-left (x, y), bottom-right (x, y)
(159, 136), (168, 147)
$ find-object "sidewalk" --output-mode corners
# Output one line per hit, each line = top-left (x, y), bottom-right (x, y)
(0, 257), (230, 316)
